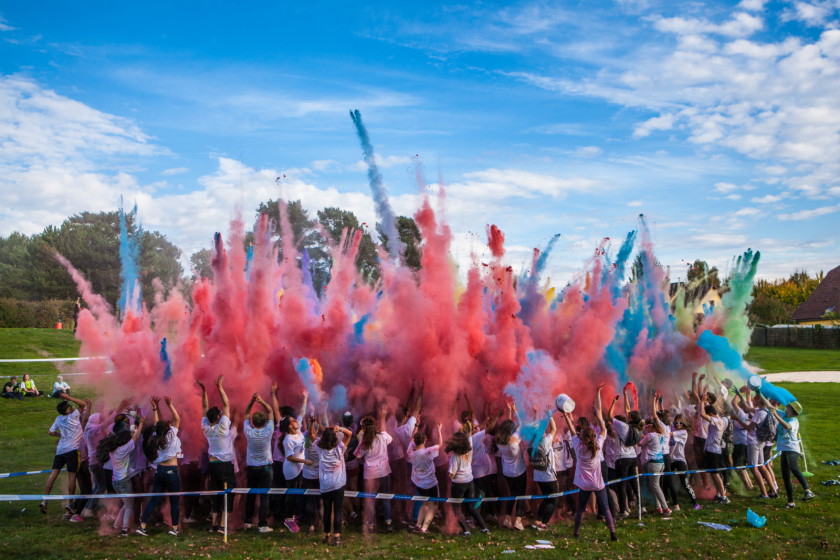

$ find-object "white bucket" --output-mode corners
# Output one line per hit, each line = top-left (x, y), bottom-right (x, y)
(748, 375), (763, 391)
(555, 394), (575, 413)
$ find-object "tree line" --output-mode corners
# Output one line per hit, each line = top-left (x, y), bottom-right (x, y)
(0, 201), (422, 309)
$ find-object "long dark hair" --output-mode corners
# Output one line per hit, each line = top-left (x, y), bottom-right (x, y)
(141, 421), (171, 463)
(277, 416), (294, 456)
(360, 416), (377, 451)
(317, 428), (339, 450)
(445, 431), (471, 456)
(96, 424), (131, 464)
(627, 410), (644, 429)
(495, 419), (515, 446)
(580, 426), (600, 459)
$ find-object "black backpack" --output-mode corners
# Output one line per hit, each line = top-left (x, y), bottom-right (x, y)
(721, 417), (733, 446)
(622, 424), (642, 447)
(528, 443), (550, 471)
(756, 411), (778, 443)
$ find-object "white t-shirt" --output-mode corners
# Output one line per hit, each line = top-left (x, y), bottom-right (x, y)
(385, 416), (405, 461)
(471, 432), (494, 479)
(54, 381), (70, 393)
(612, 419), (638, 459)
(639, 432), (665, 464)
(603, 433), (619, 469)
(244, 420), (274, 467)
(303, 434), (320, 480)
(155, 426), (182, 465)
(572, 433), (607, 491)
(129, 429), (147, 476)
(355, 432), (393, 479)
(694, 408), (710, 439)
(552, 439), (567, 472)
(661, 424), (671, 455)
(395, 417), (417, 458)
(733, 410), (749, 446)
(317, 440), (347, 492)
(201, 415), (235, 462)
(498, 431), (527, 477)
(51, 409), (83, 456)
(533, 434), (557, 483)
(85, 420), (106, 464)
(407, 442), (439, 489)
(282, 432), (306, 479)
(704, 416), (728, 454)
(747, 410), (768, 447)
(777, 417), (801, 453)
(670, 429), (688, 463)
(111, 439), (134, 481)
(449, 451), (474, 483)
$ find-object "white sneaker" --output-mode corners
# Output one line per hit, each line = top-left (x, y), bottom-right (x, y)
(182, 516), (197, 524)
(81, 508), (95, 519)
(502, 517), (512, 529)
(243, 523), (253, 530)
(513, 519), (524, 531)
(259, 526), (273, 533)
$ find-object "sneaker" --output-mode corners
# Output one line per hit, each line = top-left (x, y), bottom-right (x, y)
(654, 507), (663, 515)
(461, 531), (471, 537)
(712, 495), (722, 503)
(284, 518), (300, 533)
(119, 529), (129, 537)
(259, 526), (273, 533)
(135, 527), (149, 537)
(693, 503), (702, 511)
(332, 536), (343, 546)
(65, 504), (74, 515)
(62, 513), (73, 520)
(70, 515), (84, 523)
(243, 523), (253, 530)
(804, 490), (815, 501)
(769, 492), (779, 499)
(308, 526), (315, 535)
(168, 529), (180, 537)
(502, 517), (512, 529)
(81, 508), (95, 519)
(182, 516), (197, 524)
(616, 510), (630, 519)
(662, 509), (672, 517)
(513, 519), (524, 531)
(610, 532), (618, 542)
(673, 505), (681, 512)
(784, 503), (796, 509)
(481, 529), (491, 536)
(386, 522), (394, 533)
(719, 497), (731, 505)
(207, 526), (220, 533)
(756, 495), (770, 500)
(39, 501), (48, 514)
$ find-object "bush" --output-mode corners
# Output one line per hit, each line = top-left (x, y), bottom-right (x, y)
(0, 299), (77, 329)
(749, 292), (793, 326)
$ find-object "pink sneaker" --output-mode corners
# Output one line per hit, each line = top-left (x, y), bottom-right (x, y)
(284, 518), (300, 533)
(70, 515), (85, 523)
(693, 504), (702, 511)
(662, 509), (672, 517)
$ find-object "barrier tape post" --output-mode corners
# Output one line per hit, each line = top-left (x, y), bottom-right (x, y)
(636, 474), (642, 520)
(224, 483), (228, 543)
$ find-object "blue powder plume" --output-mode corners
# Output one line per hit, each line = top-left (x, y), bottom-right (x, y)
(160, 338), (172, 381)
(118, 200), (142, 314)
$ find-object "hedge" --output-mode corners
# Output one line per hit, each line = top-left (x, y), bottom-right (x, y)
(0, 299), (78, 329)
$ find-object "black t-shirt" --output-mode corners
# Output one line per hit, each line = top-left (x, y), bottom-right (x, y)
(3, 381), (15, 393)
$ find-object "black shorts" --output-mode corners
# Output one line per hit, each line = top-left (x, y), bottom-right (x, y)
(416, 484), (439, 498)
(52, 450), (80, 474)
(733, 444), (748, 467)
(763, 446), (772, 462)
(703, 451), (724, 471)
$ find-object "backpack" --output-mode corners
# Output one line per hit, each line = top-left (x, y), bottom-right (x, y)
(756, 411), (778, 443)
(528, 443), (550, 471)
(721, 417), (733, 446)
(621, 424), (642, 448)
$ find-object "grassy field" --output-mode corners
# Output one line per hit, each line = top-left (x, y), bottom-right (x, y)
(1, 330), (839, 559)
(744, 346), (840, 373)
(0, 328), (81, 379)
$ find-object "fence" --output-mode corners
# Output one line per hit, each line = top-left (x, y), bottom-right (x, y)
(750, 325), (840, 349)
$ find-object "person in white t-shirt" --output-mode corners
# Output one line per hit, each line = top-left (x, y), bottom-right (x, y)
(605, 385), (643, 519)
(446, 425), (490, 537)
(316, 424), (352, 546)
(394, 380), (423, 525)
(278, 389), (309, 534)
(199, 375), (236, 533)
(759, 394), (815, 508)
(495, 402), (527, 531)
(242, 392), (274, 533)
(355, 406), (393, 534)
(137, 395), (183, 537)
(407, 423), (443, 534)
(96, 411), (147, 536)
(302, 414), (324, 535)
(40, 394), (88, 517)
(691, 372), (713, 490)
(669, 413), (700, 510)
(532, 407), (558, 530)
(731, 391), (776, 498)
(639, 391), (670, 516)
(698, 394), (729, 504)
(562, 389), (617, 542)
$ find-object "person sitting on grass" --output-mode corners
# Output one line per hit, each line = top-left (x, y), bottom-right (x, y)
(40, 394), (89, 517)
(52, 375), (71, 398)
(21, 373), (44, 397)
(758, 393), (815, 509)
(2, 376), (23, 400)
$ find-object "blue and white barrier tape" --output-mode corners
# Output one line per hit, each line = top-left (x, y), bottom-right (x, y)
(0, 469), (58, 479)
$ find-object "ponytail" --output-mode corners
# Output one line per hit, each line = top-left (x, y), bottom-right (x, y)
(96, 426), (132, 464)
(581, 426), (600, 459)
(141, 421), (171, 463)
(360, 416), (376, 451)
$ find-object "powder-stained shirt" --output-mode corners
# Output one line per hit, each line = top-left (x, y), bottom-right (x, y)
(407, 442), (439, 489)
(670, 429), (688, 463)
(612, 419), (638, 459)
(532, 433), (557, 483)
(572, 434), (607, 491)
(201, 415), (235, 462)
(639, 432), (665, 464)
(355, 432), (393, 480)
(111, 439), (135, 481)
(282, 432), (306, 479)
(317, 440), (347, 492)
(51, 409), (83, 456)
(244, 419), (274, 467)
(497, 431), (527, 478)
(704, 416), (728, 454)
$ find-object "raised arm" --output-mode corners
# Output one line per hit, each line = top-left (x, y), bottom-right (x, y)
(465, 393), (475, 422)
(378, 404), (387, 433)
(623, 386), (632, 417)
(81, 398), (93, 429)
(245, 393), (257, 423)
(698, 394), (712, 422)
(215, 375), (230, 419)
(563, 411), (577, 437)
(436, 423), (443, 445)
(164, 396), (180, 429)
(270, 382), (281, 423)
(150, 396), (161, 424)
(546, 407), (557, 439)
(650, 391), (663, 431)
(338, 426), (352, 447)
(61, 394), (87, 412)
(606, 394), (619, 423)
(299, 389), (308, 421)
(759, 393), (792, 431)
(131, 414), (147, 442)
(198, 379), (209, 415)
(405, 381), (416, 413)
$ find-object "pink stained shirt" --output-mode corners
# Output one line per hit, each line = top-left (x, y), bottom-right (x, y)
(354, 431), (393, 480)
(572, 433), (607, 492)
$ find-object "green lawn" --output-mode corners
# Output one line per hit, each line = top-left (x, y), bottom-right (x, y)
(0, 328), (81, 379)
(744, 346), (840, 373)
(1, 330), (839, 559)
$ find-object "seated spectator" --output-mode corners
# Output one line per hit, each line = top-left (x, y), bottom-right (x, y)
(21, 373), (44, 397)
(53, 375), (71, 398)
(3, 376), (24, 400)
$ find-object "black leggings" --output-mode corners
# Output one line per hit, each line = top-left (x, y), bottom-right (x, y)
(780, 451), (809, 503)
(536, 480), (559, 524)
(285, 473), (306, 518)
(451, 481), (487, 532)
(270, 460), (287, 520)
(474, 474), (503, 516)
(504, 472), (527, 517)
(614, 457), (637, 512)
(322, 487), (344, 534)
(303, 477), (321, 527)
(207, 461), (236, 513)
(575, 489), (615, 536)
(670, 460), (698, 506)
(662, 455), (679, 506)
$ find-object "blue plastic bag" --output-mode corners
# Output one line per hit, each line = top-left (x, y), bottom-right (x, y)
(747, 508), (766, 528)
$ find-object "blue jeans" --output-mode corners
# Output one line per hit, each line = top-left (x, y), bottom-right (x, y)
(141, 465), (181, 527)
(85, 462), (107, 511)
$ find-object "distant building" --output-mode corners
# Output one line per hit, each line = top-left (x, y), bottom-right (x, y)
(792, 265), (840, 326)
(669, 283), (722, 316)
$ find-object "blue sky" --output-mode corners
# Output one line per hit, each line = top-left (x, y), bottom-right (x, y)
(1, 0), (839, 284)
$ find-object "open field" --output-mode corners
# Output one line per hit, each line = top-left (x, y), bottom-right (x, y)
(1, 329), (839, 559)
(744, 346), (840, 374)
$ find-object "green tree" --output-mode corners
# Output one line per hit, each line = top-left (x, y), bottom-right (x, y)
(317, 207), (380, 283)
(379, 216), (423, 271)
(190, 248), (213, 280)
(686, 260), (721, 289)
(629, 251), (662, 283)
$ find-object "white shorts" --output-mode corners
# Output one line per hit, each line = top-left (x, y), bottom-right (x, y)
(748, 443), (764, 466)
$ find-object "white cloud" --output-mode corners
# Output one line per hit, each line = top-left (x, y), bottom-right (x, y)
(751, 194), (783, 203)
(632, 113), (675, 138)
(648, 12), (764, 38)
(733, 207), (762, 216)
(349, 153), (412, 172)
(627, 200), (643, 207)
(726, 194), (742, 200)
(570, 146), (603, 158)
(0, 14), (15, 31)
(714, 182), (740, 193)
(738, 0), (768, 11)
(161, 167), (189, 175)
(788, 2), (834, 26)
(778, 204), (840, 220)
(312, 159), (340, 172)
(454, 168), (604, 200)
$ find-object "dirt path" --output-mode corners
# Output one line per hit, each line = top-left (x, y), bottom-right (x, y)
(762, 371), (840, 383)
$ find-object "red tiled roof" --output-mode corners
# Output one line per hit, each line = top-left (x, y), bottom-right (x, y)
(793, 265), (840, 322)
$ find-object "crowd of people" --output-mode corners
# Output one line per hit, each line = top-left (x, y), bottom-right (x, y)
(2, 374), (71, 399)
(35, 372), (814, 544)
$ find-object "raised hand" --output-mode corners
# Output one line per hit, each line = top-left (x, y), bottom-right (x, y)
(119, 397), (132, 410)
(271, 382), (279, 394)
(150, 396), (161, 408)
(215, 374), (224, 387)
(596, 382), (605, 391)
(197, 379), (206, 390)
(251, 392), (259, 403)
(163, 396), (172, 406)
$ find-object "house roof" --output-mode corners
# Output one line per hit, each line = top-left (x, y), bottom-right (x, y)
(793, 265), (840, 322)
